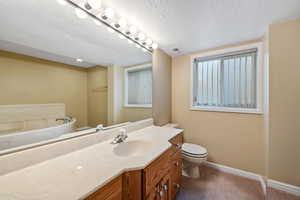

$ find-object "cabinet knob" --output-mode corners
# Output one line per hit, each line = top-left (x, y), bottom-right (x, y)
(159, 190), (164, 197)
(163, 184), (168, 191)
(174, 184), (180, 190)
(175, 161), (179, 166)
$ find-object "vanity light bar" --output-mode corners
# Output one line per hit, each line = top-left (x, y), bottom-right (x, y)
(63, 0), (154, 54)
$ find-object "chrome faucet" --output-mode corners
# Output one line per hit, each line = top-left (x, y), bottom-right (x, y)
(56, 117), (72, 124)
(111, 128), (128, 144)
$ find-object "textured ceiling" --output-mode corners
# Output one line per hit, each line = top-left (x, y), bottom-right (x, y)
(102, 0), (300, 56)
(0, 0), (299, 67)
(0, 0), (151, 67)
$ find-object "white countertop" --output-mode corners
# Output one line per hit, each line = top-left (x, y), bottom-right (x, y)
(0, 125), (183, 200)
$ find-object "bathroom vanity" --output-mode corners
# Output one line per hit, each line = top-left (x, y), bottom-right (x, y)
(85, 133), (183, 200)
(0, 121), (183, 200)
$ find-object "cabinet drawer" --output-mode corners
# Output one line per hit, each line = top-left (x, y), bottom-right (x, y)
(143, 148), (172, 196)
(85, 175), (122, 200)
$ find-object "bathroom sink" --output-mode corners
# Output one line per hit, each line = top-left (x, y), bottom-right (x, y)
(113, 140), (152, 157)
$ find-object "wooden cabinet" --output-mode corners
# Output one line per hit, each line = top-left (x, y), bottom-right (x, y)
(123, 170), (142, 200)
(85, 133), (183, 200)
(144, 133), (183, 200)
(85, 175), (122, 200)
(145, 174), (171, 200)
(170, 150), (182, 200)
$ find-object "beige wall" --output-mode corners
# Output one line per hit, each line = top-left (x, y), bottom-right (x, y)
(122, 107), (152, 122)
(268, 19), (300, 186)
(172, 41), (266, 174)
(152, 49), (172, 126)
(87, 66), (107, 127)
(0, 50), (88, 127)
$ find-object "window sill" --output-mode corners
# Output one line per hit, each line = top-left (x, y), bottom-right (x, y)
(124, 104), (152, 109)
(190, 106), (263, 114)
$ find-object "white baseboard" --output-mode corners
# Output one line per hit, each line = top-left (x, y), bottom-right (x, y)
(205, 161), (300, 197)
(205, 161), (263, 180)
(205, 161), (266, 194)
(268, 179), (300, 197)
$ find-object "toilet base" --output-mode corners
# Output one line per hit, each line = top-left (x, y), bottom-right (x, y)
(182, 160), (202, 179)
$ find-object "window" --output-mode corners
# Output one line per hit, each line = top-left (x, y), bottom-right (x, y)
(191, 43), (263, 113)
(124, 64), (152, 107)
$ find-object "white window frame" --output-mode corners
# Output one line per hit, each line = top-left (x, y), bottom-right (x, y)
(124, 63), (152, 108)
(190, 42), (264, 114)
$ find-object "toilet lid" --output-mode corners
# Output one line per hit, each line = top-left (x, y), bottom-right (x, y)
(182, 143), (207, 155)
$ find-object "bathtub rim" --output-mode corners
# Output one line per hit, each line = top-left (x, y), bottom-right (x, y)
(0, 118), (77, 156)
(0, 118), (76, 138)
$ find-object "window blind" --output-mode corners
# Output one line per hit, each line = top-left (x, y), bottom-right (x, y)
(193, 50), (257, 109)
(127, 68), (152, 105)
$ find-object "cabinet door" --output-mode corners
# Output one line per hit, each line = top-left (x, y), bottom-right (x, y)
(123, 170), (142, 200)
(170, 151), (182, 200)
(85, 176), (122, 200)
(146, 185), (160, 200)
(159, 174), (171, 200)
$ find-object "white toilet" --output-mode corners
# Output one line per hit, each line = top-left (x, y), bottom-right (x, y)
(181, 143), (208, 178)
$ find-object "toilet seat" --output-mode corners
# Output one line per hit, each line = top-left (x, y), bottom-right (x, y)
(182, 151), (208, 158)
(182, 143), (208, 158)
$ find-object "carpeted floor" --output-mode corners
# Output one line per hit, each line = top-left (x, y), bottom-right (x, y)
(176, 166), (300, 200)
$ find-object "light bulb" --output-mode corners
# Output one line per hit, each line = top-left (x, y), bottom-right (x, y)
(118, 18), (127, 28)
(75, 3), (88, 19)
(152, 43), (158, 49)
(138, 32), (146, 41)
(94, 19), (101, 26)
(145, 38), (153, 46)
(57, 0), (67, 5)
(76, 58), (83, 62)
(127, 39), (133, 44)
(119, 34), (125, 39)
(129, 25), (137, 35)
(107, 27), (114, 33)
(87, 0), (101, 9)
(103, 8), (115, 19)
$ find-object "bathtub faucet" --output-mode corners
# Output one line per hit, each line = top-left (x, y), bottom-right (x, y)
(95, 122), (131, 133)
(56, 117), (72, 124)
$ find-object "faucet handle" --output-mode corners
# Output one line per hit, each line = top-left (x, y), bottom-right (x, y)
(119, 128), (127, 135)
(119, 128), (128, 141)
(96, 124), (104, 132)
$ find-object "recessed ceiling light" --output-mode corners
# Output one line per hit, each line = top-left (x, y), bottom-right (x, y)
(76, 58), (83, 62)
